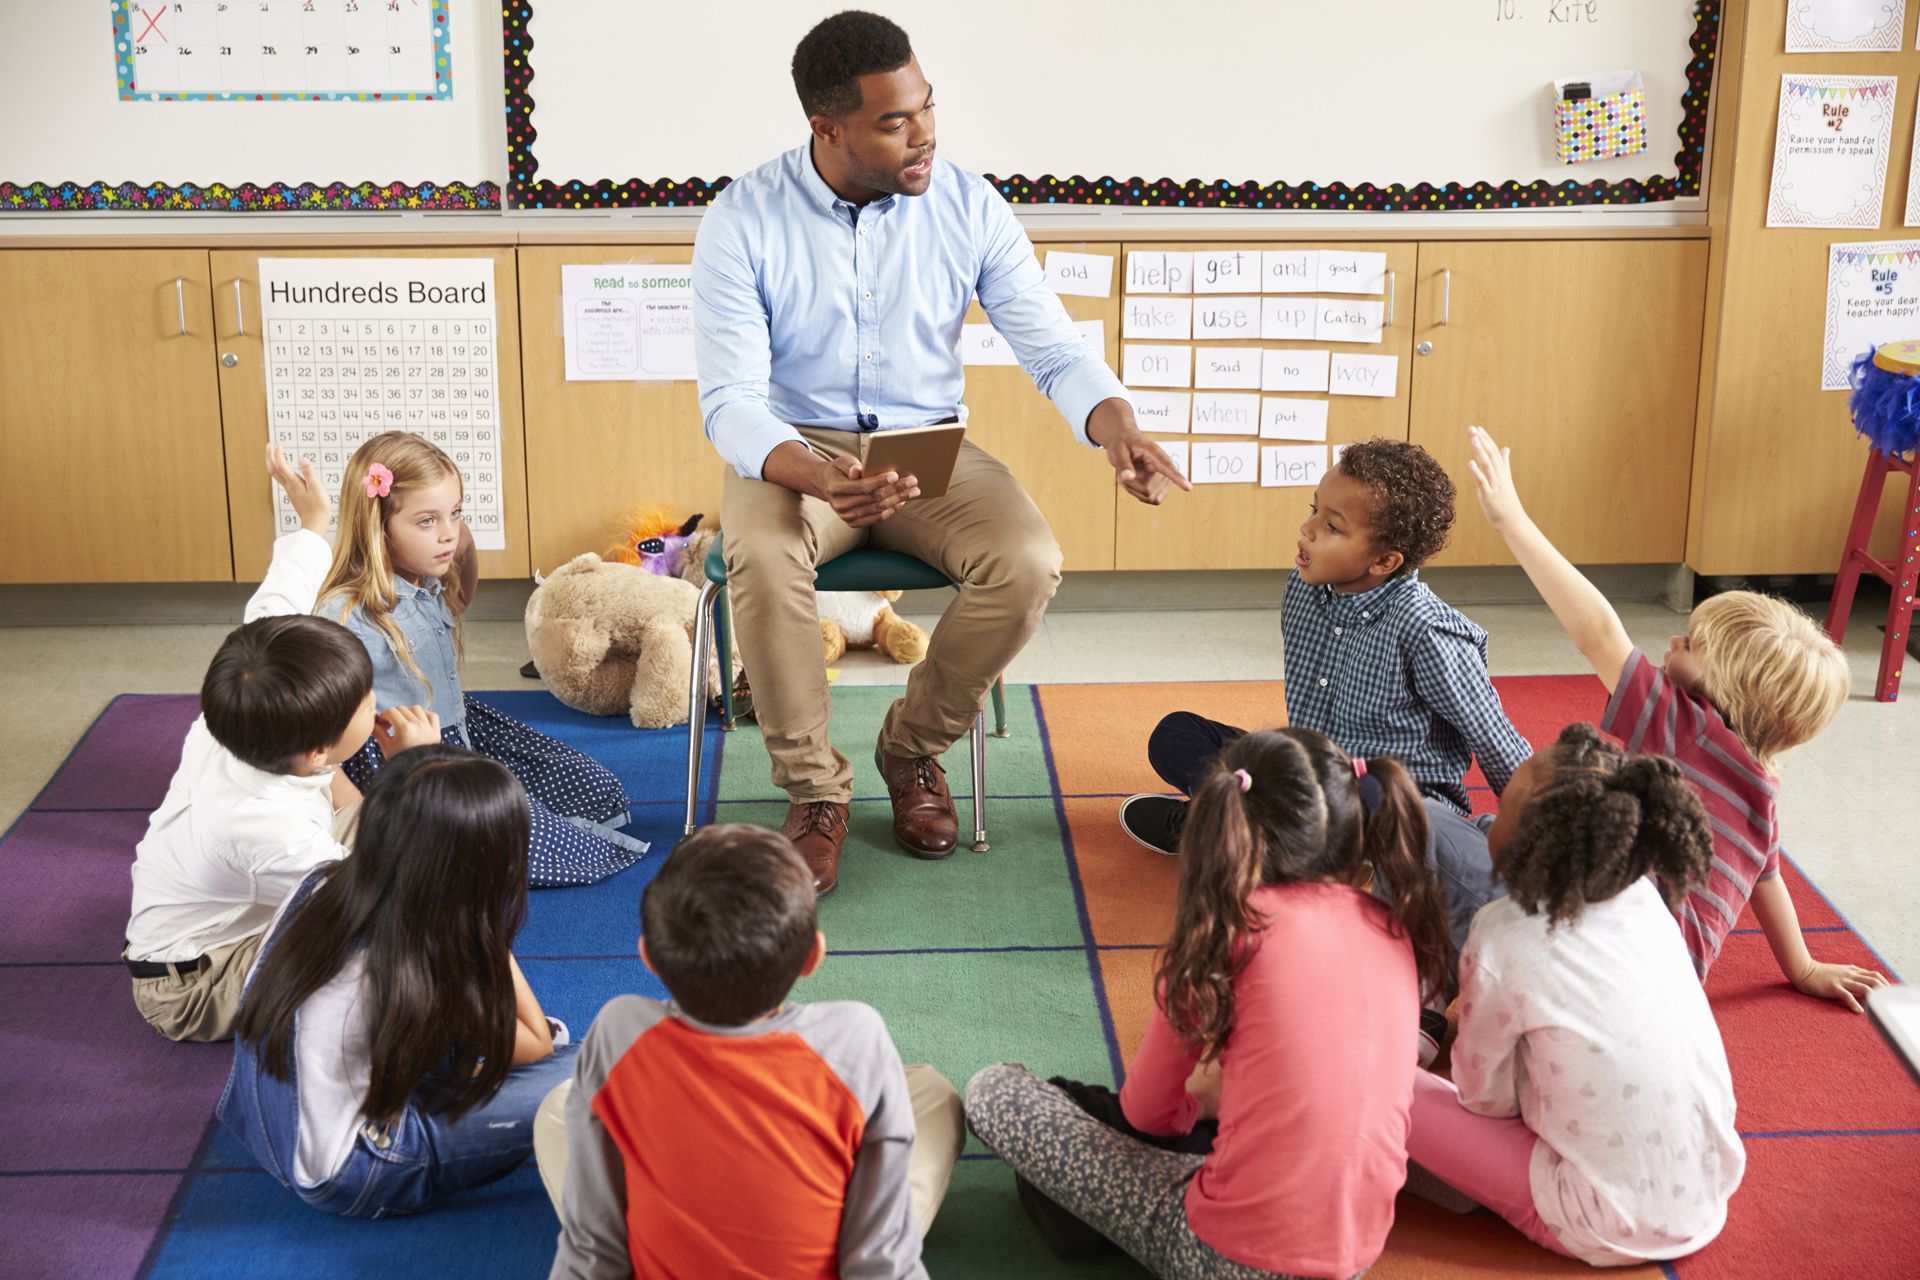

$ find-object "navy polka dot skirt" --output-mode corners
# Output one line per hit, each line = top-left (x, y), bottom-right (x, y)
(342, 695), (648, 888)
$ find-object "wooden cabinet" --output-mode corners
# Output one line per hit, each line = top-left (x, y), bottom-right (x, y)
(962, 242), (1122, 570)
(517, 246), (708, 573)
(210, 248), (533, 584)
(1113, 241), (1418, 570)
(1409, 240), (1707, 566)
(0, 250), (232, 583)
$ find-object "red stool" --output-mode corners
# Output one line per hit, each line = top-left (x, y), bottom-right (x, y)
(1825, 452), (1920, 702)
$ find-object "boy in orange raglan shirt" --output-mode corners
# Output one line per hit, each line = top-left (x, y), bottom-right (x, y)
(540, 826), (963, 1279)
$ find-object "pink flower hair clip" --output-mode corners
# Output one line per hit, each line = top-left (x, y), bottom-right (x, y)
(1352, 758), (1369, 779)
(364, 463), (393, 499)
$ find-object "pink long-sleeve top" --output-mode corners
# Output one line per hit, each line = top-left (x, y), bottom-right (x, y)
(1119, 882), (1420, 1279)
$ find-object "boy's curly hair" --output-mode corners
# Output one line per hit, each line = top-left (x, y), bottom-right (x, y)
(1500, 724), (1714, 927)
(1335, 438), (1456, 573)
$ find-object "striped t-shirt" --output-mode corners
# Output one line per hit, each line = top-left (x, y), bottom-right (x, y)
(1600, 649), (1780, 978)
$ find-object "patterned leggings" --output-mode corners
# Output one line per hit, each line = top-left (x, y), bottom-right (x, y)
(964, 1064), (1349, 1280)
(342, 695), (647, 889)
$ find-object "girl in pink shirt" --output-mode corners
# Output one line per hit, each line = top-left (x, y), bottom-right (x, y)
(966, 727), (1452, 1279)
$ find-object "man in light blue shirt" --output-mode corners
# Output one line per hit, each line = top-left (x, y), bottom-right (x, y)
(695, 11), (1185, 895)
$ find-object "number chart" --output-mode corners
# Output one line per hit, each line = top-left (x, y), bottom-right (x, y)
(259, 258), (505, 550)
(113, 0), (451, 101)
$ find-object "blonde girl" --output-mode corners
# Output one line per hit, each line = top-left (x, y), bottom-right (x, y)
(318, 431), (646, 887)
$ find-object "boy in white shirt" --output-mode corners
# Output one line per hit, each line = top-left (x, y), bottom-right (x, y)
(125, 448), (439, 1040)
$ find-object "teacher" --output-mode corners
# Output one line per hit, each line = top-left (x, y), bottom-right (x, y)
(693, 10), (1187, 896)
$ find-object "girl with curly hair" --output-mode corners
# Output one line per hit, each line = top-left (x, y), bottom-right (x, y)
(968, 728), (1451, 1279)
(1405, 723), (1745, 1267)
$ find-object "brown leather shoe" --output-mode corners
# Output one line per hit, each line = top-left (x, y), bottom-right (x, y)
(874, 748), (958, 860)
(780, 801), (848, 897)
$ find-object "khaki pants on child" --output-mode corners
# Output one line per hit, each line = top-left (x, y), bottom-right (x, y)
(533, 1063), (966, 1236)
(127, 799), (361, 1044)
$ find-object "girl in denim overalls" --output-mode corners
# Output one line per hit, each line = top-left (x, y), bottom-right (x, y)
(220, 746), (576, 1216)
(316, 431), (646, 887)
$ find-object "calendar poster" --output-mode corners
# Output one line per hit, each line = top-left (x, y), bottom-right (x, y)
(259, 257), (506, 550)
(114, 0), (452, 101)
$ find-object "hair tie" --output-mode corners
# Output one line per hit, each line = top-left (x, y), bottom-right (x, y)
(364, 462), (393, 499)
(1352, 758), (1369, 779)
(1232, 768), (1252, 793)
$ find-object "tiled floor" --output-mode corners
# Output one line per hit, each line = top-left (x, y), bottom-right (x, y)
(3, 591), (1914, 980)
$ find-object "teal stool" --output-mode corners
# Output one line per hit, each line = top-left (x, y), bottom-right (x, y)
(684, 535), (1009, 850)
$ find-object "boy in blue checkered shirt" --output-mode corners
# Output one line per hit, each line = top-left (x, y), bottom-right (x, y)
(1121, 439), (1529, 1055)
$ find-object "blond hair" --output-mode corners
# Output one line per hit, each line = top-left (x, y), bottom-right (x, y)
(1690, 591), (1849, 767)
(318, 431), (468, 692)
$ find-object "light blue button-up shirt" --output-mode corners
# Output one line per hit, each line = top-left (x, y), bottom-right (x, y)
(693, 142), (1128, 480)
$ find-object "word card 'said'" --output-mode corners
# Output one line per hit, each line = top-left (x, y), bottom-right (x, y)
(258, 257), (505, 550)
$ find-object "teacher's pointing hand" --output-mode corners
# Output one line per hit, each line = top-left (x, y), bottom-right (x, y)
(1089, 399), (1192, 506)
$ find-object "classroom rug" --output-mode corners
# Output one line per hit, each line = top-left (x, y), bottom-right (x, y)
(2, 680), (1914, 1280)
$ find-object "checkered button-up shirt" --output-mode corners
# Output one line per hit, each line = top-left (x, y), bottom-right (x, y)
(1282, 571), (1531, 814)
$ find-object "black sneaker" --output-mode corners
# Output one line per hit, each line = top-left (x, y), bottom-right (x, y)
(1417, 1007), (1450, 1069)
(1014, 1172), (1114, 1260)
(1119, 794), (1188, 855)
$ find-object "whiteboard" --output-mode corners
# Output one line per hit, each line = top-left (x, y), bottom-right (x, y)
(521, 0), (1711, 203)
(1, 0), (504, 195)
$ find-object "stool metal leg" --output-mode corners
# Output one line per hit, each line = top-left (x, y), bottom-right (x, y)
(684, 582), (718, 836)
(991, 676), (1010, 738)
(970, 708), (989, 851)
(716, 585), (738, 732)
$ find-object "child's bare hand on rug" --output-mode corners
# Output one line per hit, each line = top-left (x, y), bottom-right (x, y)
(266, 442), (332, 535)
(1792, 958), (1888, 1014)
(374, 704), (442, 757)
(1185, 1060), (1222, 1121)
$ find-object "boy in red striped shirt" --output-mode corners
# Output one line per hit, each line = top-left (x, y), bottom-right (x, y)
(1467, 427), (1885, 1008)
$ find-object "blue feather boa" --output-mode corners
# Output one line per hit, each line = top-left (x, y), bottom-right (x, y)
(1848, 349), (1920, 457)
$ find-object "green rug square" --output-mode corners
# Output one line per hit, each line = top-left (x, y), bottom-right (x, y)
(799, 949), (1116, 1099)
(723, 798), (1087, 952)
(712, 685), (1054, 803)
(924, 1159), (1151, 1279)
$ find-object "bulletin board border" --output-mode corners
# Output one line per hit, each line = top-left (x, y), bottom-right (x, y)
(503, 1), (1720, 211)
(0, 180), (500, 213)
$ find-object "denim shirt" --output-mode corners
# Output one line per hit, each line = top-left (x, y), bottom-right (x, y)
(318, 578), (465, 733)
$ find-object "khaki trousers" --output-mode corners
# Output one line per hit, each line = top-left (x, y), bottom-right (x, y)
(722, 429), (1063, 803)
(128, 798), (361, 1043)
(533, 1063), (965, 1238)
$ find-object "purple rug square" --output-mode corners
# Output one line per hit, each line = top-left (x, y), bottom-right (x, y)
(32, 695), (199, 813)
(0, 1173), (180, 1280)
(0, 811), (145, 963)
(0, 967), (227, 1172)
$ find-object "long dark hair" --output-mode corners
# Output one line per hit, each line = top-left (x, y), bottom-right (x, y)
(1499, 723), (1714, 926)
(235, 745), (531, 1124)
(1156, 728), (1452, 1060)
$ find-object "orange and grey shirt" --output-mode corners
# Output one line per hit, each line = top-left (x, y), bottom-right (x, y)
(548, 996), (926, 1280)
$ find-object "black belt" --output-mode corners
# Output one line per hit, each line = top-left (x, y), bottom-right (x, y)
(125, 950), (208, 979)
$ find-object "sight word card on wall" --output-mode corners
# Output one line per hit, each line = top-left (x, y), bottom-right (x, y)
(115, 0), (453, 100)
(561, 265), (695, 381)
(259, 258), (504, 549)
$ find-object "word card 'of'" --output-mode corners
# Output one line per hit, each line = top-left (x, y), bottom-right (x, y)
(259, 257), (504, 550)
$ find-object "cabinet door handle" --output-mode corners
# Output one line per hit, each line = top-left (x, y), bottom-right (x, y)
(1385, 270), (1396, 328)
(233, 279), (247, 338)
(174, 277), (189, 336)
(1440, 268), (1452, 327)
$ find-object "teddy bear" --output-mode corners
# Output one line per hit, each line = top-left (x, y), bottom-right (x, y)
(655, 520), (929, 666)
(522, 551), (712, 729)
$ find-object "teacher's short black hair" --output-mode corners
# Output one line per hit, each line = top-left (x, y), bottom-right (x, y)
(792, 10), (913, 119)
